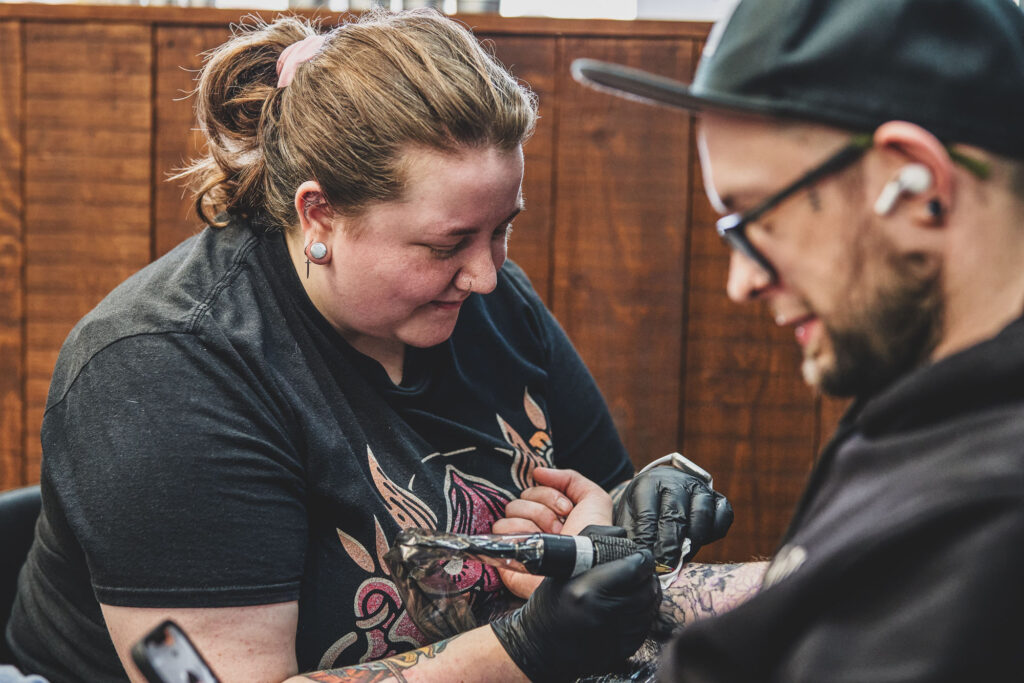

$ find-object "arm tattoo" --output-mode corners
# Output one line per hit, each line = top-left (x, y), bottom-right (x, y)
(657, 562), (767, 633)
(303, 635), (462, 682)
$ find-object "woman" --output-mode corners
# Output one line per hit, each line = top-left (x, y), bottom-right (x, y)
(8, 10), (728, 682)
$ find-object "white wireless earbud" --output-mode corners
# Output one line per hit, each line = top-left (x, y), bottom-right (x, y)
(873, 163), (933, 216)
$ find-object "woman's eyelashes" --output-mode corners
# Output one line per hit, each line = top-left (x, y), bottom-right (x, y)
(427, 223), (514, 259)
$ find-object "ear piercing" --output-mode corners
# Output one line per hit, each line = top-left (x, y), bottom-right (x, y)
(305, 241), (328, 279)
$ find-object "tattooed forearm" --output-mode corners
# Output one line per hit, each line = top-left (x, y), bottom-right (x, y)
(659, 562), (768, 630)
(304, 635), (462, 682)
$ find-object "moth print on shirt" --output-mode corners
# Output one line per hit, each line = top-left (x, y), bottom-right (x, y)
(497, 388), (554, 489)
(326, 452), (517, 665)
(324, 388), (553, 667)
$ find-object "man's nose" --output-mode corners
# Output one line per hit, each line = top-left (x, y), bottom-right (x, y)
(726, 249), (774, 302)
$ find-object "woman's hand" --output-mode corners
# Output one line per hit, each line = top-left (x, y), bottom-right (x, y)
(492, 467), (613, 598)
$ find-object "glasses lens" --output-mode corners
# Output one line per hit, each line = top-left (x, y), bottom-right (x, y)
(716, 214), (777, 280)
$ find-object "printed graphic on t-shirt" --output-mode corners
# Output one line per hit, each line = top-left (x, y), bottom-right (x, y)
(323, 388), (554, 667)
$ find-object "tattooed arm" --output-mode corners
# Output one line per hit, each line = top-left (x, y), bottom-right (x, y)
(658, 561), (768, 631)
(285, 628), (528, 683)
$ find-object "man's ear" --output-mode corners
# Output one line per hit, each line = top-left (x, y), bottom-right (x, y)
(294, 180), (335, 243)
(872, 121), (955, 226)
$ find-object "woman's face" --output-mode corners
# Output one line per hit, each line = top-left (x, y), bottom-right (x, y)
(310, 144), (525, 360)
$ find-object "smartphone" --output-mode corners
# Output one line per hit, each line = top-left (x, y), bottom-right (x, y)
(130, 619), (221, 683)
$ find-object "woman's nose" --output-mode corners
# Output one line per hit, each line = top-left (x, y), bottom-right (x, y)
(457, 244), (500, 294)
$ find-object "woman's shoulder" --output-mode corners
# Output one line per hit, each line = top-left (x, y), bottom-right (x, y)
(49, 218), (274, 401)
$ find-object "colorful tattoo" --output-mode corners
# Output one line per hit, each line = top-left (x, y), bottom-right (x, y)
(304, 635), (461, 682)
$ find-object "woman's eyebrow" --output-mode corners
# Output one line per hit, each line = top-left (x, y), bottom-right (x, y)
(442, 205), (523, 237)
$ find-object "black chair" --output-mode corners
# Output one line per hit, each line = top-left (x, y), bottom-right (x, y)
(0, 485), (42, 665)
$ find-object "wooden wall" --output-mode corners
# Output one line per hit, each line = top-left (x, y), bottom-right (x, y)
(0, 3), (846, 563)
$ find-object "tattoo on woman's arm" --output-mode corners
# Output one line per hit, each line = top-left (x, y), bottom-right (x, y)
(303, 635), (462, 682)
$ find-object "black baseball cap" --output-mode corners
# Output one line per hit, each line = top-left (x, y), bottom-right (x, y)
(572, 0), (1024, 159)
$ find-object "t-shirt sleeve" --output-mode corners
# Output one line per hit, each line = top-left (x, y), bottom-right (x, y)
(43, 332), (308, 608)
(502, 263), (634, 490)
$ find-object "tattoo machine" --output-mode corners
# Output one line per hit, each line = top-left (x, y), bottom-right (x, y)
(389, 528), (648, 578)
(383, 529), (653, 641)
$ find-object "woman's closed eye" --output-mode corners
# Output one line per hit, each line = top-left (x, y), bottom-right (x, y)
(429, 242), (462, 259)
(427, 223), (514, 259)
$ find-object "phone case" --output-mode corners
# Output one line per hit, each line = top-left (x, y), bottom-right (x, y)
(130, 619), (221, 683)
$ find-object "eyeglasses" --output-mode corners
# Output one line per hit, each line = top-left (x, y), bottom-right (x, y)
(715, 133), (874, 283)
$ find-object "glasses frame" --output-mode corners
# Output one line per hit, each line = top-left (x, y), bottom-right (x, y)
(715, 133), (874, 283)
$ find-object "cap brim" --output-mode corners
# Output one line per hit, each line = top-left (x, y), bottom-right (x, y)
(570, 58), (708, 112)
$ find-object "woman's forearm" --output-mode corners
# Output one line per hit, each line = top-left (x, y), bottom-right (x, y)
(286, 625), (527, 683)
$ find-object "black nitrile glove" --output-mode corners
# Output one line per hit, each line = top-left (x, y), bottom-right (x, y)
(490, 528), (661, 683)
(614, 467), (733, 568)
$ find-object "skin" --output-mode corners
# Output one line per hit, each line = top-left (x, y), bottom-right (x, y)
(650, 112), (1024, 635)
(700, 114), (1024, 383)
(287, 145), (526, 383)
(102, 144), (533, 683)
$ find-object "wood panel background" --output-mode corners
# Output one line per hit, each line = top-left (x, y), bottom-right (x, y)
(0, 3), (846, 563)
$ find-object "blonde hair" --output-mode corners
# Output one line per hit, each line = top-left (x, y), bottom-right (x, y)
(180, 10), (537, 228)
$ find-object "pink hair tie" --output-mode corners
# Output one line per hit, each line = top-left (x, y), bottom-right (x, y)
(276, 34), (328, 88)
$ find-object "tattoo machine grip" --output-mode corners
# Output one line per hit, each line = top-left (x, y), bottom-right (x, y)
(535, 533), (642, 577)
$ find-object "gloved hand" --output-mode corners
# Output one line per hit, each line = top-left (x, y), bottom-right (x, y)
(490, 526), (661, 682)
(614, 466), (733, 568)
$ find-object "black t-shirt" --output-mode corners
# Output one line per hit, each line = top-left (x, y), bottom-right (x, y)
(8, 217), (632, 682)
(659, 315), (1024, 682)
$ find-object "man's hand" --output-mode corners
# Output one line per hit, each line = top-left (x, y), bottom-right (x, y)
(614, 467), (733, 568)
(490, 530), (661, 683)
(492, 468), (613, 598)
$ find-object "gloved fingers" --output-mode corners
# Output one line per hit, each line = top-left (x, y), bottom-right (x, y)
(579, 524), (628, 539)
(654, 493), (688, 567)
(615, 475), (660, 551)
(568, 549), (655, 599)
(711, 492), (735, 541)
(502, 497), (565, 534)
(684, 489), (718, 547)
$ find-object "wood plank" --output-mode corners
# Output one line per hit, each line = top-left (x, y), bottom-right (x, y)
(153, 26), (230, 257)
(553, 37), (694, 470)
(0, 20), (25, 491)
(484, 35), (556, 303)
(22, 21), (153, 480)
(683, 102), (819, 563)
(0, 4), (712, 39)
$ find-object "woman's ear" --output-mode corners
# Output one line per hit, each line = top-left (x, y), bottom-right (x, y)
(294, 180), (334, 243)
(873, 121), (955, 226)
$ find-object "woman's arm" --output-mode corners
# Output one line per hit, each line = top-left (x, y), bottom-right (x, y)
(104, 543), (659, 683)
(287, 629), (524, 683)
(103, 602), (527, 683)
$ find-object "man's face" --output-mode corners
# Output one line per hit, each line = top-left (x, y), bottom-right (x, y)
(698, 114), (943, 397)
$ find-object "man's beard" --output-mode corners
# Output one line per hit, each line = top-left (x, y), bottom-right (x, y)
(812, 249), (944, 399)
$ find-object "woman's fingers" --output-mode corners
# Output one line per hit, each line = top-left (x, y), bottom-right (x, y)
(501, 498), (564, 534)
